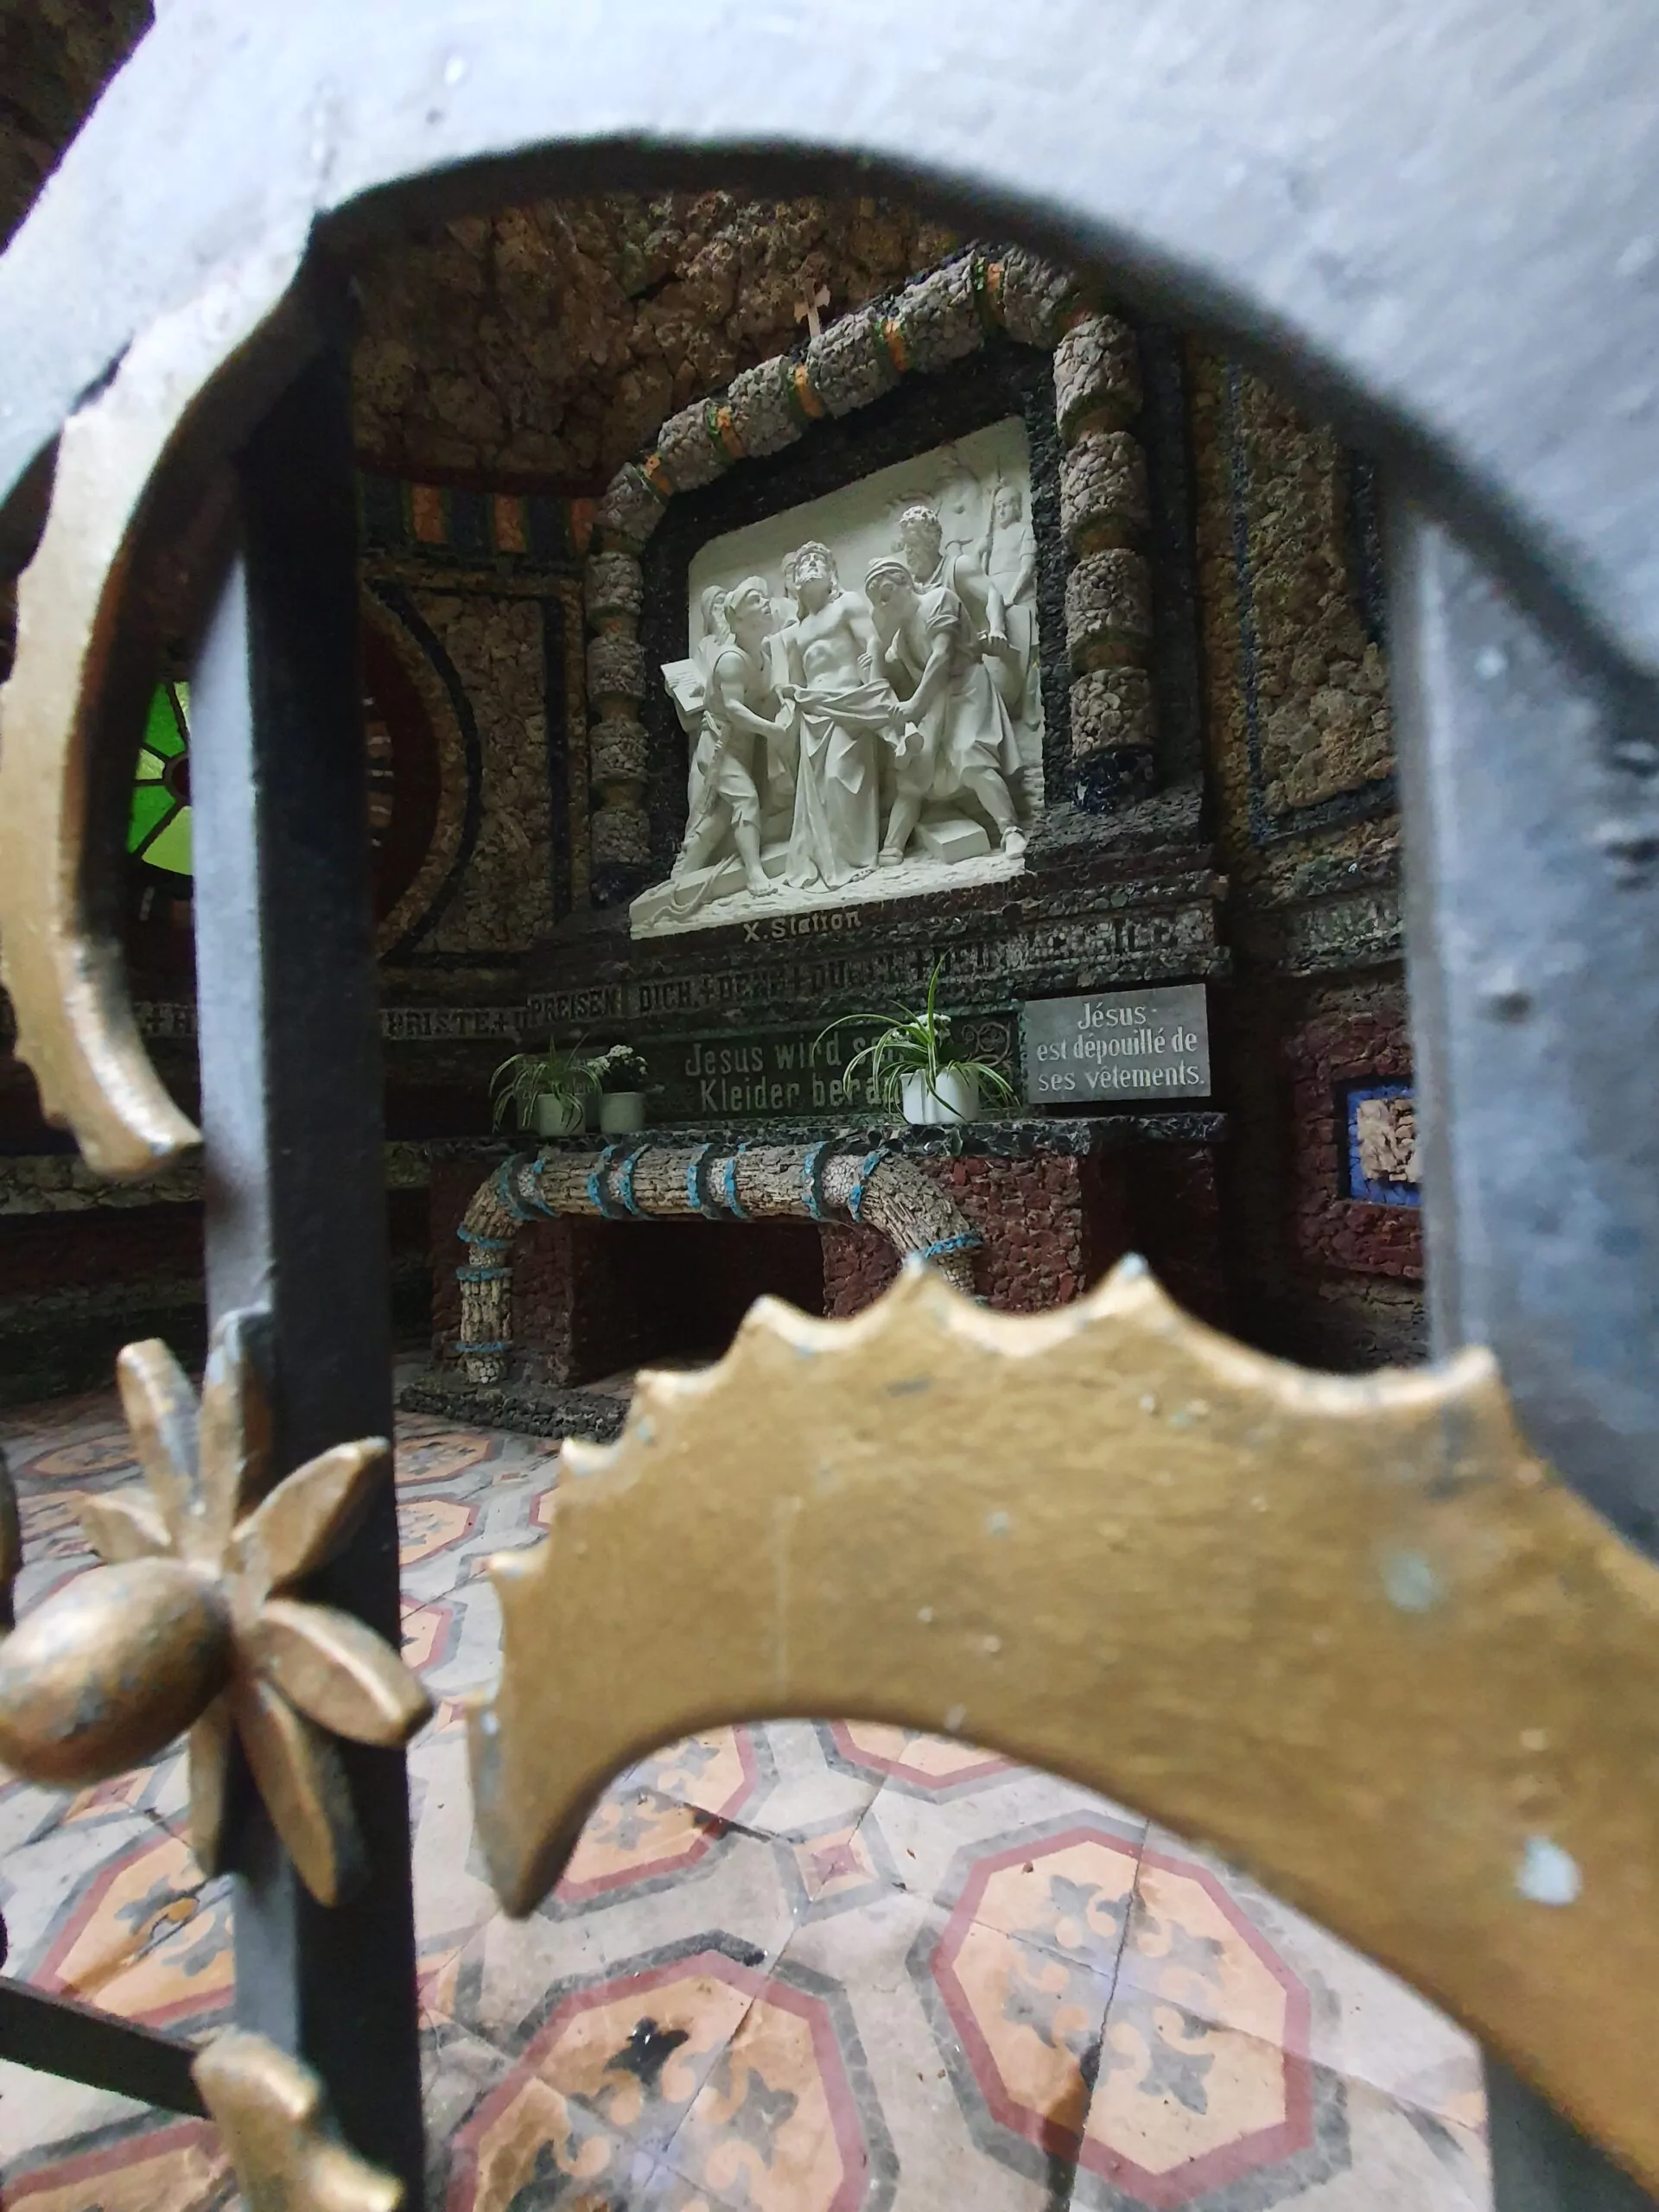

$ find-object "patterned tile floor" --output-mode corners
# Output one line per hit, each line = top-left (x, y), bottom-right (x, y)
(0, 1390), (1492, 2211)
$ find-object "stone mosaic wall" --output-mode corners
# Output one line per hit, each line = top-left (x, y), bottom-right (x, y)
(430, 1133), (1227, 1380)
(429, 1160), (824, 1382)
(1189, 353), (1394, 860)
(1285, 976), (1421, 1283)
(0, 5), (1421, 1383)
(0, 0), (149, 248)
(821, 1154), (1110, 1319)
(1188, 349), (1419, 1368)
(353, 195), (961, 485)
(818, 1146), (1227, 1325)
(396, 588), (553, 957)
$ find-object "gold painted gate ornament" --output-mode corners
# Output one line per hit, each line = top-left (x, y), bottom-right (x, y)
(0, 1310), (429, 1903)
(470, 1256), (1659, 2194)
(194, 2031), (404, 2212)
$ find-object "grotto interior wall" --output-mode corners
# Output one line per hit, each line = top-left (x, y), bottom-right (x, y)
(1189, 357), (1422, 1368)
(0, 10), (1422, 1395)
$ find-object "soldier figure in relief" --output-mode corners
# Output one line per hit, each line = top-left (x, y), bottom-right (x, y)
(670, 575), (785, 900)
(865, 554), (1028, 867)
(984, 477), (1040, 728)
(896, 501), (1009, 661)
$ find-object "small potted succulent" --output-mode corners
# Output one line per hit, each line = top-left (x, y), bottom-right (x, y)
(585, 1043), (655, 1135)
(819, 961), (1016, 1127)
(490, 1036), (597, 1138)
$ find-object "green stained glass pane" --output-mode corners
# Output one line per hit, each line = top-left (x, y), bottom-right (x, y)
(128, 785), (172, 854)
(130, 682), (193, 880)
(144, 681), (187, 760)
(145, 806), (193, 877)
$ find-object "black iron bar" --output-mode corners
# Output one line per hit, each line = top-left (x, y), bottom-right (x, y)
(0, 1980), (205, 2115)
(1394, 503), (1659, 2209)
(188, 317), (424, 2196)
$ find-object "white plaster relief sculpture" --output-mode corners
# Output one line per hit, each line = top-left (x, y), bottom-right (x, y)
(633, 419), (1046, 938)
(780, 541), (893, 892)
(674, 578), (784, 899)
(865, 552), (1027, 865)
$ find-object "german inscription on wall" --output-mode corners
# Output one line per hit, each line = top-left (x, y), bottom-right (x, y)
(1023, 986), (1211, 1103)
(638, 1014), (1017, 1121)
(531, 898), (1220, 1035)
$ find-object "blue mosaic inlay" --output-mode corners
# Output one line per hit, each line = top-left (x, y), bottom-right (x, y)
(1344, 1081), (1421, 1208)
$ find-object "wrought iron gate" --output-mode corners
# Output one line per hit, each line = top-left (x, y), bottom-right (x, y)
(1, 5), (1658, 2207)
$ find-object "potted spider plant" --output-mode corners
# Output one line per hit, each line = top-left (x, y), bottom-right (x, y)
(819, 961), (1016, 1127)
(490, 1036), (598, 1138)
(585, 1043), (656, 1135)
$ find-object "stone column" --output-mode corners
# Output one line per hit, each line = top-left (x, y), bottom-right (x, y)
(582, 544), (651, 902)
(1055, 314), (1157, 807)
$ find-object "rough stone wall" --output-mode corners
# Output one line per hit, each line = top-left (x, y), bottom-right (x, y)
(1188, 353), (1394, 865)
(353, 194), (960, 486)
(819, 1223), (903, 1319)
(822, 1154), (1136, 1319)
(1126, 1146), (1229, 1328)
(1210, 969), (1426, 1371)
(1285, 976), (1421, 1282)
(0, 1205), (200, 1406)
(0, 10), (1421, 1385)
(0, 0), (149, 247)
(429, 1162), (474, 1364)
(1188, 349), (1420, 1369)
(401, 588), (554, 957)
(429, 1161), (826, 1383)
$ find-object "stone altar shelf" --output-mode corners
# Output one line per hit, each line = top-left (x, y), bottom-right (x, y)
(404, 1116), (1227, 1440)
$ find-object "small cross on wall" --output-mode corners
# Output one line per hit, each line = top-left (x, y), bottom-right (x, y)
(794, 281), (831, 342)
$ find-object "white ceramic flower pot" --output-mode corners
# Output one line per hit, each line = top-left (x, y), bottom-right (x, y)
(531, 1092), (586, 1137)
(598, 1090), (649, 1135)
(901, 1067), (980, 1126)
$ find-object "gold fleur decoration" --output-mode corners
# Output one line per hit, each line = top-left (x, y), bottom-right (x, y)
(0, 1310), (430, 1904)
(194, 2029), (404, 2212)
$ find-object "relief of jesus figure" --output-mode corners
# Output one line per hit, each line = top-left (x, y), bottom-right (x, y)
(777, 541), (903, 893)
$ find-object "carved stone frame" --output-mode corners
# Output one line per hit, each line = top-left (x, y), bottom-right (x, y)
(578, 246), (1176, 908)
(632, 343), (1066, 890)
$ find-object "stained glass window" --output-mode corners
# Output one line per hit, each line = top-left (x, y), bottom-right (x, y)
(126, 648), (425, 950)
(128, 680), (193, 880)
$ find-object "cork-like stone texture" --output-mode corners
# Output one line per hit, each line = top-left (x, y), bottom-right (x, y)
(1065, 548), (1154, 670)
(1070, 667), (1157, 760)
(586, 631), (648, 705)
(583, 550), (645, 628)
(723, 356), (806, 460)
(1061, 428), (1151, 550)
(995, 245), (1085, 348)
(409, 591), (554, 957)
(652, 397), (731, 493)
(1054, 313), (1143, 441)
(590, 804), (652, 867)
(890, 252), (985, 374)
(592, 464), (667, 553)
(588, 717), (650, 785)
(1188, 347), (1394, 854)
(806, 309), (902, 417)
(352, 194), (960, 482)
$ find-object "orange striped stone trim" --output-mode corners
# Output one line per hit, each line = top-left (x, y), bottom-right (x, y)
(409, 482), (446, 544)
(491, 494), (528, 554)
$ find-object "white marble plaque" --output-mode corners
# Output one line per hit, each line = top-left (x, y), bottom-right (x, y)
(631, 418), (1045, 939)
